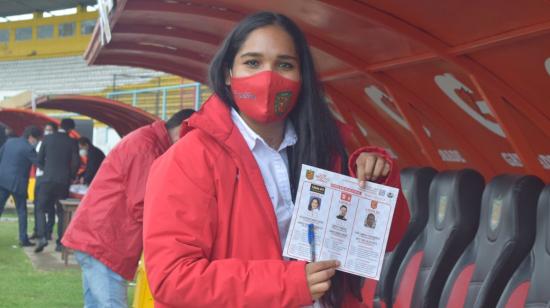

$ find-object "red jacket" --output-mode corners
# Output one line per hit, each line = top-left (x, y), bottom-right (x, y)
(62, 121), (171, 281)
(143, 95), (409, 307)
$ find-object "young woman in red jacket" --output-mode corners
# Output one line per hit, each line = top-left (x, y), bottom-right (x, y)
(143, 11), (409, 308)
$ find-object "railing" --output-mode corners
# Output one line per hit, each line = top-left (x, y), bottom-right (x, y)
(106, 83), (209, 120)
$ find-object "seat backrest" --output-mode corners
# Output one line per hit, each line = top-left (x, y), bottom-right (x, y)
(439, 175), (544, 308)
(373, 167), (437, 308)
(392, 169), (484, 308)
(497, 185), (550, 308)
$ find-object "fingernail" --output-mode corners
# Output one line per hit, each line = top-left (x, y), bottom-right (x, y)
(359, 181), (365, 188)
(335, 261), (341, 267)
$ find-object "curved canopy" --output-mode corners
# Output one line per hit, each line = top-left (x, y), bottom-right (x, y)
(36, 95), (158, 136)
(0, 108), (60, 136)
(86, 0), (550, 181)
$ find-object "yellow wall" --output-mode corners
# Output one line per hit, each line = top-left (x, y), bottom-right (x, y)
(0, 7), (97, 61)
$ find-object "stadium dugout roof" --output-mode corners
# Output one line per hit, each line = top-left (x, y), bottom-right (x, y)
(0, 108), (59, 135)
(0, 0), (96, 17)
(85, 0), (550, 182)
(35, 95), (158, 137)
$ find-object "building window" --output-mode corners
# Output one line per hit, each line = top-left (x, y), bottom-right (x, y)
(0, 29), (8, 43)
(37, 25), (54, 39)
(58, 22), (75, 37)
(15, 27), (32, 41)
(80, 19), (96, 35)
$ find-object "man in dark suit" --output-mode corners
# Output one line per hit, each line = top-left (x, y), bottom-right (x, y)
(0, 126), (42, 246)
(30, 122), (58, 241)
(77, 137), (105, 185)
(35, 118), (80, 253)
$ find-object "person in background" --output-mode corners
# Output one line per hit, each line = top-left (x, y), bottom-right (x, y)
(0, 126), (42, 246)
(143, 12), (409, 308)
(5, 127), (18, 139)
(77, 137), (105, 185)
(35, 118), (80, 253)
(0, 126), (6, 148)
(30, 122), (58, 241)
(62, 109), (195, 307)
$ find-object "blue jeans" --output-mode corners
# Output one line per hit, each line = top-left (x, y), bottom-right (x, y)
(74, 251), (128, 308)
(0, 187), (29, 242)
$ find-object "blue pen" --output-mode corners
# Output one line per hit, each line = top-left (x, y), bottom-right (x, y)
(308, 223), (316, 262)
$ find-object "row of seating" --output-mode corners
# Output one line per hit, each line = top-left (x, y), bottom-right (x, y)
(0, 56), (165, 95)
(372, 167), (549, 308)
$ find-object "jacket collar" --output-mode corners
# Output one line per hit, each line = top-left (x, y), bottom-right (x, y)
(151, 120), (172, 152)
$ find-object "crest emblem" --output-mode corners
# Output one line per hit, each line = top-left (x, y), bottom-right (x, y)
(306, 169), (314, 180)
(274, 91), (292, 115)
(437, 196), (448, 224)
(490, 198), (503, 231)
(370, 200), (378, 209)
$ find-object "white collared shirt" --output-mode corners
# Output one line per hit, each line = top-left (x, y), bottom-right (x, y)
(231, 109), (297, 249)
(232, 110), (323, 308)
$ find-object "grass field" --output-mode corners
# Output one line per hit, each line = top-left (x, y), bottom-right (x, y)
(0, 212), (135, 307)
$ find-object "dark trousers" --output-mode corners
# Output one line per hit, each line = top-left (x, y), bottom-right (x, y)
(33, 179), (55, 238)
(36, 182), (67, 243)
(0, 187), (29, 242)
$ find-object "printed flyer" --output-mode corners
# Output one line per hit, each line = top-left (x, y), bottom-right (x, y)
(282, 164), (399, 280)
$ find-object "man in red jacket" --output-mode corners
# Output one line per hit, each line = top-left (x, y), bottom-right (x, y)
(62, 109), (194, 307)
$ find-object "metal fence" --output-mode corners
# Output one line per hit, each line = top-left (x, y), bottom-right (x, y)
(106, 83), (211, 119)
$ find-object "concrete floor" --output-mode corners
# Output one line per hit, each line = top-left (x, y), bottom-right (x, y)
(22, 241), (79, 271)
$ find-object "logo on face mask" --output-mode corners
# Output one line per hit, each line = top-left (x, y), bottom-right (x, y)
(274, 91), (293, 115)
(230, 70), (301, 123)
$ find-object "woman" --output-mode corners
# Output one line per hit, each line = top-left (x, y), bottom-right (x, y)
(143, 12), (409, 308)
(308, 197), (321, 212)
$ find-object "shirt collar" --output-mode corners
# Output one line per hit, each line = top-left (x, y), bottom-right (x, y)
(231, 108), (297, 152)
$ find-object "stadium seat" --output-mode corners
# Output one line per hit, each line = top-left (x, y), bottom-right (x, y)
(373, 167), (438, 308)
(392, 169), (484, 308)
(496, 185), (550, 308)
(439, 175), (544, 308)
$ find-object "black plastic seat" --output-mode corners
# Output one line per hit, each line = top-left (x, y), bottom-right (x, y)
(392, 169), (484, 308)
(497, 185), (550, 308)
(373, 167), (437, 308)
(439, 175), (544, 308)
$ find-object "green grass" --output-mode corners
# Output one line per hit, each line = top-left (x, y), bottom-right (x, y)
(0, 212), (136, 307)
(0, 216), (83, 308)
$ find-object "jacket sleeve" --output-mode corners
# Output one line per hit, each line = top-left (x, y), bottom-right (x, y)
(143, 141), (312, 308)
(37, 139), (46, 169)
(26, 145), (38, 165)
(83, 149), (105, 184)
(347, 146), (410, 252)
(70, 140), (80, 179)
(124, 146), (157, 224)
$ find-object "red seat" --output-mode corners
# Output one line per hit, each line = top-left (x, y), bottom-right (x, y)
(439, 175), (544, 308)
(392, 169), (484, 308)
(497, 185), (550, 308)
(372, 167), (437, 308)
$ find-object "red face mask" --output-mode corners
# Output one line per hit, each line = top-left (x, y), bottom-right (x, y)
(230, 70), (301, 123)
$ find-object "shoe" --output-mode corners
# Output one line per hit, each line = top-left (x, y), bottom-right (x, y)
(55, 243), (63, 252)
(29, 233), (38, 240)
(19, 240), (35, 247)
(34, 239), (48, 253)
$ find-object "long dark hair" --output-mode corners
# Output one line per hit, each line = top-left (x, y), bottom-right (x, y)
(208, 11), (361, 307)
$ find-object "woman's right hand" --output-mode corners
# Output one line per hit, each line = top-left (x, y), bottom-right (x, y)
(305, 260), (340, 300)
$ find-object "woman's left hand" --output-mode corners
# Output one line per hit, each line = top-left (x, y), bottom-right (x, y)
(356, 152), (391, 188)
